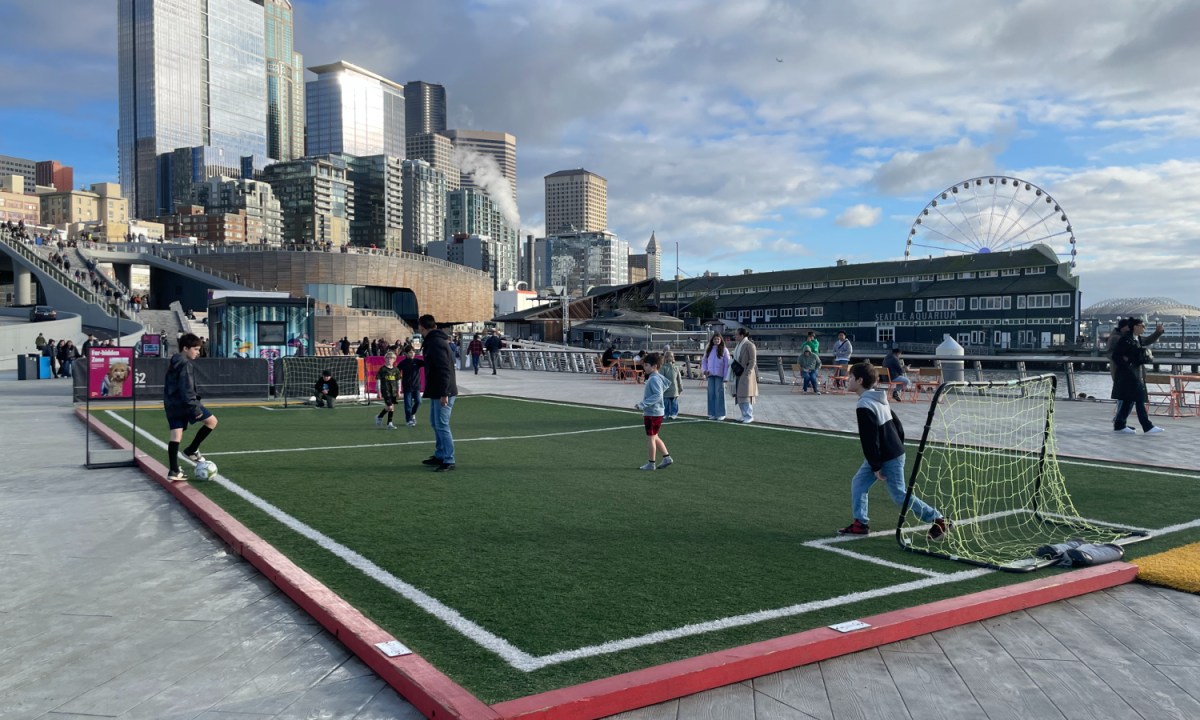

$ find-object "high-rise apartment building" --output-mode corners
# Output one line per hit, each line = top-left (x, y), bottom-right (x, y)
(191, 175), (283, 244)
(403, 81), (446, 136)
(256, 0), (305, 161)
(533, 230), (628, 297)
(260, 155), (354, 247)
(305, 61), (405, 158)
(446, 129), (516, 205)
(406, 132), (460, 191)
(401, 158), (447, 255)
(35, 161), (74, 192)
(445, 188), (518, 289)
(118, 0), (269, 219)
(544, 168), (607, 234)
(345, 154), (404, 252)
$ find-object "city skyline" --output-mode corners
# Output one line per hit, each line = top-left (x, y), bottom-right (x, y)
(3, 0), (1200, 305)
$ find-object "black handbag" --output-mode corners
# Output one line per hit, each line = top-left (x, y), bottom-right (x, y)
(731, 360), (744, 377)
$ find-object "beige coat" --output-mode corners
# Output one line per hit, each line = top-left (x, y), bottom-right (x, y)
(733, 339), (758, 402)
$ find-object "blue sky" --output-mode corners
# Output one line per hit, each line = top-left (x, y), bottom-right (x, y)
(2, 0), (1199, 307)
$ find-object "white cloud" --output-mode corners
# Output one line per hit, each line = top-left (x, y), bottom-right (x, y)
(835, 204), (882, 228)
(873, 139), (1000, 197)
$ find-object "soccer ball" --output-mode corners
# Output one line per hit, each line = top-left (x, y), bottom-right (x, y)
(194, 460), (218, 481)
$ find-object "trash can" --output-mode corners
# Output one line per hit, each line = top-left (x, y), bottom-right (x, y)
(38, 356), (52, 379)
(18, 354), (39, 380)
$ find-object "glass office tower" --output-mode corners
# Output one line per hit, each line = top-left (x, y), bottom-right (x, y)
(259, 0), (305, 161)
(118, 0), (268, 219)
(306, 61), (406, 159)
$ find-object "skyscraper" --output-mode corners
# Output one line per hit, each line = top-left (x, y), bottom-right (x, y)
(533, 230), (629, 296)
(401, 158), (447, 255)
(446, 129), (517, 205)
(445, 188), (518, 289)
(305, 61), (405, 158)
(544, 168), (607, 234)
(404, 81), (446, 136)
(260, 155), (354, 246)
(345, 154), (404, 252)
(118, 0), (269, 219)
(406, 132), (460, 191)
(256, 0), (305, 161)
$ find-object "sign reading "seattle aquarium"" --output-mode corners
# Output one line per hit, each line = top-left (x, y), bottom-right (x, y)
(875, 311), (960, 322)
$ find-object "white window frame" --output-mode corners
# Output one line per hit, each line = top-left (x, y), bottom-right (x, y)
(810, 306), (824, 317)
(895, 300), (903, 312)
(915, 299), (924, 312)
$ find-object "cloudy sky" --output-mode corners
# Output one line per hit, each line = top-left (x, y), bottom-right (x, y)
(3, 0), (1200, 307)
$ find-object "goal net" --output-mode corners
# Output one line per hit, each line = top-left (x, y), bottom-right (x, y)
(280, 355), (362, 407)
(899, 374), (1148, 571)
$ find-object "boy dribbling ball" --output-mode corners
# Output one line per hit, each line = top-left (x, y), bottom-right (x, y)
(838, 362), (950, 541)
(163, 333), (218, 482)
(634, 352), (673, 471)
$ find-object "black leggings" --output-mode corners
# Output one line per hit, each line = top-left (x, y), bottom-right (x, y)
(1113, 399), (1153, 432)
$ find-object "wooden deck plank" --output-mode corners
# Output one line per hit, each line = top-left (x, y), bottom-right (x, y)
(880, 633), (943, 655)
(604, 699), (679, 720)
(752, 691), (826, 720)
(676, 682), (756, 720)
(1108, 584), (1200, 653)
(932, 623), (1066, 720)
(880, 650), (988, 720)
(1067, 591), (1200, 666)
(752, 664), (833, 720)
(819, 649), (913, 720)
(981, 609), (1077, 661)
(1154, 665), (1200, 705)
(1016, 657), (1142, 720)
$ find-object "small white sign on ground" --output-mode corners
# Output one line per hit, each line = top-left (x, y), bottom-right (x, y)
(828, 620), (871, 633)
(375, 640), (413, 657)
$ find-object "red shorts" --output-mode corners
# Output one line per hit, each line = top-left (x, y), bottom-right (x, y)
(643, 415), (663, 435)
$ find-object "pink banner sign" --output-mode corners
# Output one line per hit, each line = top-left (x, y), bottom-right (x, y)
(88, 347), (135, 399)
(364, 356), (387, 395)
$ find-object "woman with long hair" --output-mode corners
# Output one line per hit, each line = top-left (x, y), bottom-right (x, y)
(700, 333), (731, 420)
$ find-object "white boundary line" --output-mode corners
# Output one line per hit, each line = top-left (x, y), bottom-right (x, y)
(101, 409), (1200, 673)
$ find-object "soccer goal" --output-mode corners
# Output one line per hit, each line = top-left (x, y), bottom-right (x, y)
(898, 374), (1149, 571)
(280, 355), (361, 408)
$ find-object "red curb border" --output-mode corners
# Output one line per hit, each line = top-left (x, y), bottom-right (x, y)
(76, 407), (500, 720)
(77, 407), (1139, 720)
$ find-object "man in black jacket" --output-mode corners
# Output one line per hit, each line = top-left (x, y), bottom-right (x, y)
(483, 329), (503, 374)
(163, 333), (218, 482)
(419, 314), (458, 471)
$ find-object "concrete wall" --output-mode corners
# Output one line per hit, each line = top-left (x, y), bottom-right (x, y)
(0, 310), (82, 362)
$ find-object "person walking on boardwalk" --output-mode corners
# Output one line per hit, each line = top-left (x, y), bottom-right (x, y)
(483, 329), (503, 374)
(467, 333), (484, 375)
(1111, 317), (1164, 435)
(163, 333), (218, 482)
(419, 314), (458, 471)
(731, 328), (758, 424)
(701, 333), (730, 421)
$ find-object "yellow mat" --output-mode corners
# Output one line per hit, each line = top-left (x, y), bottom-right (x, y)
(1134, 542), (1200, 593)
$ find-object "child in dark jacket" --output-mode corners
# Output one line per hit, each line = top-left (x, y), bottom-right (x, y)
(397, 345), (424, 426)
(837, 362), (949, 540)
(314, 369), (339, 408)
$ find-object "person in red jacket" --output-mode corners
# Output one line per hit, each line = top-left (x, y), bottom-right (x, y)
(467, 333), (484, 375)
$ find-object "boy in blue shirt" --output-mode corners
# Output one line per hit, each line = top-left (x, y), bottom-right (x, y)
(634, 353), (673, 471)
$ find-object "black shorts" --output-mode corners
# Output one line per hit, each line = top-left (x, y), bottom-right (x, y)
(381, 394), (398, 406)
(167, 406), (212, 430)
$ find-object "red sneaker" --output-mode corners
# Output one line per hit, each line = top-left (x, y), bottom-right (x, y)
(838, 520), (870, 535)
(928, 518), (953, 541)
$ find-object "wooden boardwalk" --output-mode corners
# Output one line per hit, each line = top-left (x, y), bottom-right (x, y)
(1, 367), (1196, 719)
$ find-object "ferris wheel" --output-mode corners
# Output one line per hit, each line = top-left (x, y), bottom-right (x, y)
(905, 176), (1077, 267)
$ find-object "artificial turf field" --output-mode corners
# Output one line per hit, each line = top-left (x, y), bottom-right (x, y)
(95, 395), (1200, 704)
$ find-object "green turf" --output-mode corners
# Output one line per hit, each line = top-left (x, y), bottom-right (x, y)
(95, 396), (1200, 703)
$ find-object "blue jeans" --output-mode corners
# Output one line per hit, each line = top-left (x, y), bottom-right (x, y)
(706, 377), (726, 418)
(850, 454), (940, 525)
(801, 369), (818, 392)
(471, 354), (480, 373)
(664, 396), (679, 418)
(403, 389), (421, 422)
(429, 396), (456, 464)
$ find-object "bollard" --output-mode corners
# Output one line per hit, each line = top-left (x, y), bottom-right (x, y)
(936, 334), (965, 382)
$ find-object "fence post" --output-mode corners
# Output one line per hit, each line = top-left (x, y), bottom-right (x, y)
(1064, 362), (1077, 399)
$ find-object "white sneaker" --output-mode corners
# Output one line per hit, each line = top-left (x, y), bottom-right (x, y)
(741, 417), (754, 424)
(406, 420), (416, 427)
(1114, 427), (1136, 434)
(715, 416), (726, 421)
(375, 417), (383, 427)
(387, 422), (397, 430)
(639, 461), (657, 471)
(1145, 426), (1165, 434)
(657, 456), (673, 469)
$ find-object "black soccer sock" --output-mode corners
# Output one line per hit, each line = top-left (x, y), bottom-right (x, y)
(387, 411), (394, 423)
(377, 409), (386, 418)
(185, 426), (213, 454)
(168, 441), (180, 473)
